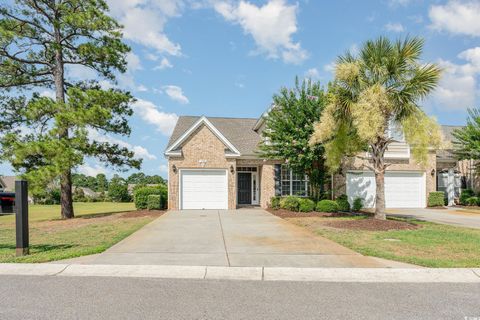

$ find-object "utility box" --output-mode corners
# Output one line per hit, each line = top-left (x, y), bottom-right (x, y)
(0, 192), (15, 214)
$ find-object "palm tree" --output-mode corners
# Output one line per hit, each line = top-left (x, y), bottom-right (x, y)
(310, 37), (442, 219)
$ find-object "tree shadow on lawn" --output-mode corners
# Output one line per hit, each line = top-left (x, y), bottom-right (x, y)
(0, 243), (74, 252)
(49, 210), (129, 221)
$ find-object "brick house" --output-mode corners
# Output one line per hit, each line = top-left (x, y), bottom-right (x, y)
(164, 114), (470, 210)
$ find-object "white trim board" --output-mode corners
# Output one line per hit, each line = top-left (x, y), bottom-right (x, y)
(165, 116), (240, 157)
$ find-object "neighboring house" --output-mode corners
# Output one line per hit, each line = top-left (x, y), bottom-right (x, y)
(164, 114), (473, 210)
(0, 176), (34, 203)
(73, 186), (100, 198)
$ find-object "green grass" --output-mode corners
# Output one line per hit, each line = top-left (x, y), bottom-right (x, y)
(288, 216), (480, 268)
(0, 202), (157, 263)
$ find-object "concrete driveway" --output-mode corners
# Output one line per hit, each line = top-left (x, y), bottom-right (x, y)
(387, 207), (480, 229)
(81, 209), (388, 268)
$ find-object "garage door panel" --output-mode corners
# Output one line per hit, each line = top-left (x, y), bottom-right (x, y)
(346, 171), (425, 208)
(180, 170), (228, 210)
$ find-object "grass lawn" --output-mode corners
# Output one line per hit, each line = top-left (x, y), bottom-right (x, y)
(0, 202), (161, 263)
(287, 215), (480, 268)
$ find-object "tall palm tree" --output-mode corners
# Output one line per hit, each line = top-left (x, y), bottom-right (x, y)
(310, 37), (442, 219)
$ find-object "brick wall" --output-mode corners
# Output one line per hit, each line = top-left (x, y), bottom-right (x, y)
(168, 124), (236, 210)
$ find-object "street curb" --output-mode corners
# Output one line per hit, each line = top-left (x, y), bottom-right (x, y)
(0, 264), (480, 282)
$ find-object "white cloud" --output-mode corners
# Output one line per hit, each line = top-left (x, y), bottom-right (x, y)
(388, 0), (411, 6)
(323, 62), (335, 73)
(305, 68), (320, 79)
(88, 129), (157, 160)
(432, 47), (480, 110)
(214, 0), (308, 64)
(126, 52), (142, 71)
(117, 73), (148, 92)
(429, 1), (480, 37)
(159, 164), (169, 173)
(385, 22), (405, 32)
(162, 85), (190, 104)
(78, 163), (107, 176)
(106, 0), (183, 55)
(132, 98), (179, 135)
(39, 90), (55, 99)
(154, 57), (174, 70)
(66, 64), (97, 80)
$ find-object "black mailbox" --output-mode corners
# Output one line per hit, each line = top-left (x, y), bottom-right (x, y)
(0, 192), (15, 214)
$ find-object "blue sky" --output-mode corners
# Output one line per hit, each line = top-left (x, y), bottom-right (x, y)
(2, 0), (480, 179)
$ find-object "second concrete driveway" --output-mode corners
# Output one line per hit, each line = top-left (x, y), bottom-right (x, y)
(88, 209), (385, 267)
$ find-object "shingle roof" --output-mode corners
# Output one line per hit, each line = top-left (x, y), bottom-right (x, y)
(0, 176), (16, 191)
(438, 125), (465, 162)
(441, 125), (464, 143)
(166, 116), (262, 156)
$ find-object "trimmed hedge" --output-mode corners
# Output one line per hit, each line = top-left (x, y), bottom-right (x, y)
(280, 196), (300, 211)
(336, 195), (350, 212)
(147, 195), (162, 210)
(298, 198), (316, 212)
(352, 198), (363, 212)
(134, 185), (167, 210)
(270, 196), (281, 210)
(428, 191), (445, 207)
(316, 200), (338, 213)
(460, 189), (475, 205)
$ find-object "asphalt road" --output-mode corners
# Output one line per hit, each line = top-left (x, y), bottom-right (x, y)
(0, 276), (479, 319)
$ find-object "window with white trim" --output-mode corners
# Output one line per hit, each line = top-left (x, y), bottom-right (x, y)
(280, 165), (309, 197)
(387, 120), (405, 142)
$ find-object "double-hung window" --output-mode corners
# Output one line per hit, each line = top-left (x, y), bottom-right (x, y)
(280, 165), (309, 197)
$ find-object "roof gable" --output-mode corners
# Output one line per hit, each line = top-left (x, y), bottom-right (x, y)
(165, 116), (241, 156)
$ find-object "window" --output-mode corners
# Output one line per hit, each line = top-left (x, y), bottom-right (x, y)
(280, 165), (308, 197)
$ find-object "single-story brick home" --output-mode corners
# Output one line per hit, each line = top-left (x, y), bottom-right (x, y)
(164, 113), (474, 210)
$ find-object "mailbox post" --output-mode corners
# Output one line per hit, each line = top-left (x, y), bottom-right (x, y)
(15, 180), (29, 256)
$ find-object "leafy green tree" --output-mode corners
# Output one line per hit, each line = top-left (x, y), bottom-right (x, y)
(258, 78), (327, 199)
(310, 37), (442, 219)
(95, 173), (108, 193)
(72, 173), (96, 190)
(453, 108), (480, 169)
(108, 174), (130, 202)
(0, 1), (140, 219)
(127, 173), (165, 185)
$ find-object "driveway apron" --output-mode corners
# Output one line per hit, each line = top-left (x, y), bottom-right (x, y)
(88, 209), (384, 267)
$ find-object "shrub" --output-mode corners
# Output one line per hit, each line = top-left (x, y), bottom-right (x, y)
(280, 196), (300, 211)
(460, 189), (475, 205)
(465, 196), (479, 206)
(298, 198), (316, 212)
(316, 200), (339, 213)
(270, 196), (281, 210)
(147, 195), (162, 210)
(108, 182), (130, 202)
(134, 185), (167, 210)
(352, 198), (363, 212)
(336, 195), (350, 212)
(428, 191), (445, 207)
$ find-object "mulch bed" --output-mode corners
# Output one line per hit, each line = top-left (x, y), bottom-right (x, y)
(121, 210), (165, 218)
(266, 208), (350, 218)
(322, 218), (420, 231)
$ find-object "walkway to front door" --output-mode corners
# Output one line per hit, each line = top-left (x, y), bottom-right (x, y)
(86, 209), (387, 267)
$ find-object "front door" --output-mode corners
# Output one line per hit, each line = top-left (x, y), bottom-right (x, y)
(237, 172), (252, 204)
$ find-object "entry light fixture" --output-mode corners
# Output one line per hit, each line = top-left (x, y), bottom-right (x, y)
(172, 164), (177, 174)
(230, 165), (235, 174)
(431, 168), (435, 177)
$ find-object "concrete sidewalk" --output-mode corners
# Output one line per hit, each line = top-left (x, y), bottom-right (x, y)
(64, 209), (392, 268)
(1, 263), (479, 282)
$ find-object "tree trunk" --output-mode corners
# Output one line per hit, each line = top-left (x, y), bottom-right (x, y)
(374, 169), (386, 220)
(54, 18), (74, 219)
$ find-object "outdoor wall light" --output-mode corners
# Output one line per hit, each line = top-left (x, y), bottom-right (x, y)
(431, 168), (435, 176)
(172, 164), (177, 174)
(230, 165), (235, 174)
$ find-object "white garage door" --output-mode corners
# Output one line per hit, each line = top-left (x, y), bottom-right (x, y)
(346, 171), (426, 208)
(180, 170), (228, 209)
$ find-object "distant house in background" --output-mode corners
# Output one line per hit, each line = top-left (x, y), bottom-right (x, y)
(0, 176), (34, 203)
(73, 186), (100, 198)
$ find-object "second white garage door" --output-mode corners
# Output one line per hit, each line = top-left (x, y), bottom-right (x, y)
(346, 171), (426, 208)
(180, 170), (228, 209)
